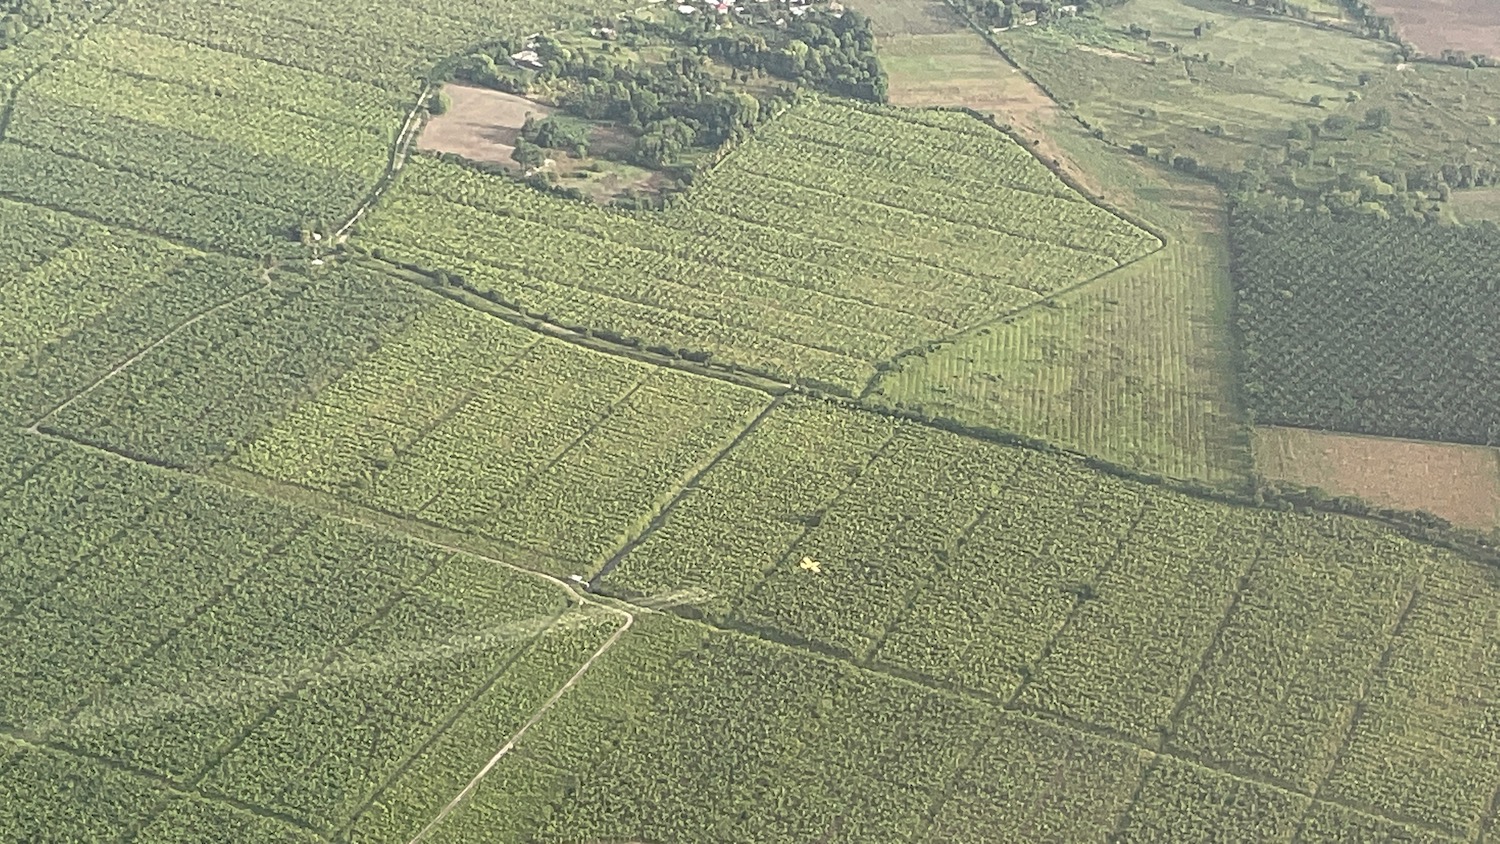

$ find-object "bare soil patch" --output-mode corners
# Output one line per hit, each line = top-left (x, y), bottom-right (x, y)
(1367, 0), (1500, 56)
(416, 85), (555, 166)
(1077, 43), (1157, 64)
(1254, 425), (1500, 530)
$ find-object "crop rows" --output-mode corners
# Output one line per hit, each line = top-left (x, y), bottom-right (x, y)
(365, 191), (907, 363)
(0, 253), (265, 427)
(362, 102), (1155, 390)
(236, 298), (769, 572)
(9, 93), (368, 224)
(0, 142), (297, 256)
(1116, 758), (1310, 840)
(0, 439), (618, 840)
(196, 552), (566, 832)
(71, 25), (407, 133)
(598, 397), (1493, 836)
(1168, 516), (1427, 792)
(926, 714), (1147, 841)
(533, 632), (992, 844)
(29, 58), (391, 182)
(0, 213), (187, 374)
(0, 198), (92, 282)
(43, 266), (427, 468)
(401, 157), (1014, 328)
(344, 603), (622, 842)
(772, 101), (1083, 201)
(115, 0), (618, 89)
(1316, 561), (1500, 838)
(716, 132), (1155, 266)
(1231, 208), (1500, 445)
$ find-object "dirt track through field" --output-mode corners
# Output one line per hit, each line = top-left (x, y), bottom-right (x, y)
(404, 544), (634, 843)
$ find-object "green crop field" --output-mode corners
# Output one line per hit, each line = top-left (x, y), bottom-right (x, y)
(1, 0), (1498, 839)
(869, 115), (1250, 483)
(357, 98), (1159, 393)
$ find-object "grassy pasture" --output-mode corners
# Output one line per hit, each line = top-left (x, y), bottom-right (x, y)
(994, 0), (1500, 188)
(869, 108), (1249, 484)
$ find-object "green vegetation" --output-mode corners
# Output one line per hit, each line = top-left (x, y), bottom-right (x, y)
(1230, 206), (1500, 445)
(234, 299), (768, 574)
(1, 0), (1498, 839)
(0, 434), (621, 841)
(592, 396), (1500, 838)
(452, 6), (886, 182)
(993, 0), (1500, 212)
(870, 117), (1249, 483)
(360, 98), (1157, 391)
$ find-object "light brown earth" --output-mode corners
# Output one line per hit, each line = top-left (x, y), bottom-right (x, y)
(416, 85), (555, 166)
(1366, 0), (1500, 56)
(1254, 425), (1500, 531)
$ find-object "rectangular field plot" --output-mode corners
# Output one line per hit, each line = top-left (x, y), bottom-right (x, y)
(357, 99), (1158, 391)
(235, 299), (770, 573)
(0, 24), (407, 250)
(1168, 515), (1432, 791)
(42, 266), (427, 468)
(114, 0), (618, 90)
(0, 440), (619, 839)
(1115, 757), (1310, 841)
(926, 714), (1148, 842)
(526, 630), (992, 844)
(1319, 560), (1500, 838)
(0, 202), (191, 377)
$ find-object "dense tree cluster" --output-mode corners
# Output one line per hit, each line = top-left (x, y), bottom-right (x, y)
(1229, 206), (1500, 445)
(444, 7), (884, 168)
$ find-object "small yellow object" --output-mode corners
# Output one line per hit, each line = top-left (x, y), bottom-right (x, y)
(799, 556), (821, 573)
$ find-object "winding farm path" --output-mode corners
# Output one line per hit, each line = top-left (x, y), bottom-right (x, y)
(334, 85), (434, 245)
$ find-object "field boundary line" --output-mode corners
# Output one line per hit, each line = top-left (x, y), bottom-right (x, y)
(718, 426), (905, 625)
(0, 0), (124, 142)
(727, 156), (1137, 265)
(102, 522), (318, 844)
(417, 371), (650, 521)
(372, 232), (896, 365)
(588, 394), (785, 589)
(1293, 583), (1430, 841)
(860, 503), (994, 666)
(0, 193), (221, 255)
(1107, 753), (1162, 841)
(1161, 528), (1273, 740)
(0, 484), (177, 622)
(27, 267), (272, 433)
(0, 727), (321, 837)
(366, 258), (796, 390)
(860, 236), (1166, 401)
(9, 430), (1464, 841)
(336, 603), (615, 840)
(395, 548), (634, 844)
(1005, 500), (1153, 707)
